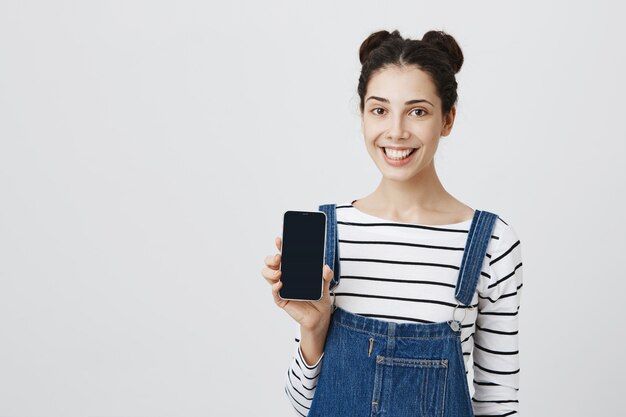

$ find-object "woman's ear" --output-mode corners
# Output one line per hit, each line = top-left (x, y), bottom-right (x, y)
(441, 106), (456, 137)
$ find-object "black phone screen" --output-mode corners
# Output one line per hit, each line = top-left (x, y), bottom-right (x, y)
(279, 210), (326, 301)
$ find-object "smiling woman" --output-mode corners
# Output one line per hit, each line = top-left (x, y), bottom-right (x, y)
(357, 32), (463, 203)
(363, 64), (453, 177)
(262, 28), (523, 417)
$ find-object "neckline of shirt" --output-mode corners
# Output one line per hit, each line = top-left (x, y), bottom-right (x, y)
(345, 199), (474, 229)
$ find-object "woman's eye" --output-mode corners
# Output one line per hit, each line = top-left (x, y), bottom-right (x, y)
(370, 108), (426, 117)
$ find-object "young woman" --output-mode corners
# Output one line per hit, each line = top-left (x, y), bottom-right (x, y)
(262, 29), (523, 417)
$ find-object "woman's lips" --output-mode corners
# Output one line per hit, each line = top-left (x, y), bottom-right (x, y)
(380, 146), (419, 166)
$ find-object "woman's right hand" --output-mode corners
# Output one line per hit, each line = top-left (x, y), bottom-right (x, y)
(262, 235), (335, 332)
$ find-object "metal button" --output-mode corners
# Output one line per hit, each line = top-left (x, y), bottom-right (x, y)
(449, 320), (461, 332)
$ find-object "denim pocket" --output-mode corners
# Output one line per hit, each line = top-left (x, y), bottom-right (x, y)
(371, 355), (448, 417)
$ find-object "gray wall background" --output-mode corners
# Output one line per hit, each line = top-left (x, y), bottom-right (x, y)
(1, 0), (624, 416)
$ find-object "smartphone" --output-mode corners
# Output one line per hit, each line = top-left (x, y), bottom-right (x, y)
(278, 210), (327, 301)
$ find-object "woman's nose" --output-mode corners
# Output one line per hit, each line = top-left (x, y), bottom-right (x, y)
(386, 116), (409, 140)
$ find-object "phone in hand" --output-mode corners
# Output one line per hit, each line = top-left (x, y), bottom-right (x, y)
(278, 210), (327, 301)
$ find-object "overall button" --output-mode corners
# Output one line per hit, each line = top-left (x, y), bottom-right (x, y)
(448, 320), (461, 332)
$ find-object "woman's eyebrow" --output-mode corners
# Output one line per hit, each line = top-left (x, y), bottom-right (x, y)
(366, 96), (434, 107)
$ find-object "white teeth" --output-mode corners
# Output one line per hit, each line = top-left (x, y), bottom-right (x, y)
(384, 147), (415, 160)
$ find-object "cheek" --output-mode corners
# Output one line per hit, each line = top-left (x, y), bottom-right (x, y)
(416, 125), (443, 143)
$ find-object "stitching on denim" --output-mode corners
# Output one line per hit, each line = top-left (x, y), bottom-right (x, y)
(465, 213), (496, 304)
(465, 211), (486, 303)
(456, 339), (474, 413)
(458, 211), (496, 306)
(334, 320), (455, 339)
(456, 210), (482, 302)
(321, 204), (339, 290)
(460, 213), (482, 304)
(379, 357), (448, 368)
(440, 355), (449, 417)
(333, 204), (340, 286)
(330, 205), (337, 288)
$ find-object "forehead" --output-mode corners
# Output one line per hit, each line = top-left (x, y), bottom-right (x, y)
(366, 65), (439, 105)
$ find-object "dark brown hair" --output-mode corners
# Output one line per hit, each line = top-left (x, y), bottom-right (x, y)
(358, 29), (464, 117)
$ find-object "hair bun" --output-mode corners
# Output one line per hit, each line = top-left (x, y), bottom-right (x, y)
(359, 30), (402, 65)
(421, 30), (464, 74)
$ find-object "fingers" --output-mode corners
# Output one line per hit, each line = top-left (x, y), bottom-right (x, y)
(262, 236), (283, 285)
(323, 264), (334, 282)
(261, 265), (281, 284)
(264, 252), (281, 270)
(275, 236), (282, 252)
(271, 278), (286, 307)
(322, 264), (334, 296)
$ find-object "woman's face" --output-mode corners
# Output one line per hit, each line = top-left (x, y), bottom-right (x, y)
(360, 65), (455, 182)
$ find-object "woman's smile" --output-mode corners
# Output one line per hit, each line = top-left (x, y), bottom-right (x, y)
(379, 145), (420, 166)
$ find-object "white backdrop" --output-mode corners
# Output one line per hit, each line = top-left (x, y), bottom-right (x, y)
(1, 1), (624, 416)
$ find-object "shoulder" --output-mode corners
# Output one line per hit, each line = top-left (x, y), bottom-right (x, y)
(333, 201), (357, 218)
(484, 212), (521, 256)
(484, 210), (519, 247)
(478, 212), (524, 294)
(481, 212), (522, 276)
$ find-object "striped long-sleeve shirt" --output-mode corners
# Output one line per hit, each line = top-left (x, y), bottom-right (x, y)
(284, 200), (523, 416)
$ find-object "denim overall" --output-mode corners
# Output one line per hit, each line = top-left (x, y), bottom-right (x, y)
(308, 203), (498, 417)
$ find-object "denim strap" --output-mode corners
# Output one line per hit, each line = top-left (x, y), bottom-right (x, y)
(318, 203), (340, 290)
(454, 210), (498, 306)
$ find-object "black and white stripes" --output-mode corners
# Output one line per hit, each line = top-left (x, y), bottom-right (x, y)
(285, 202), (523, 416)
